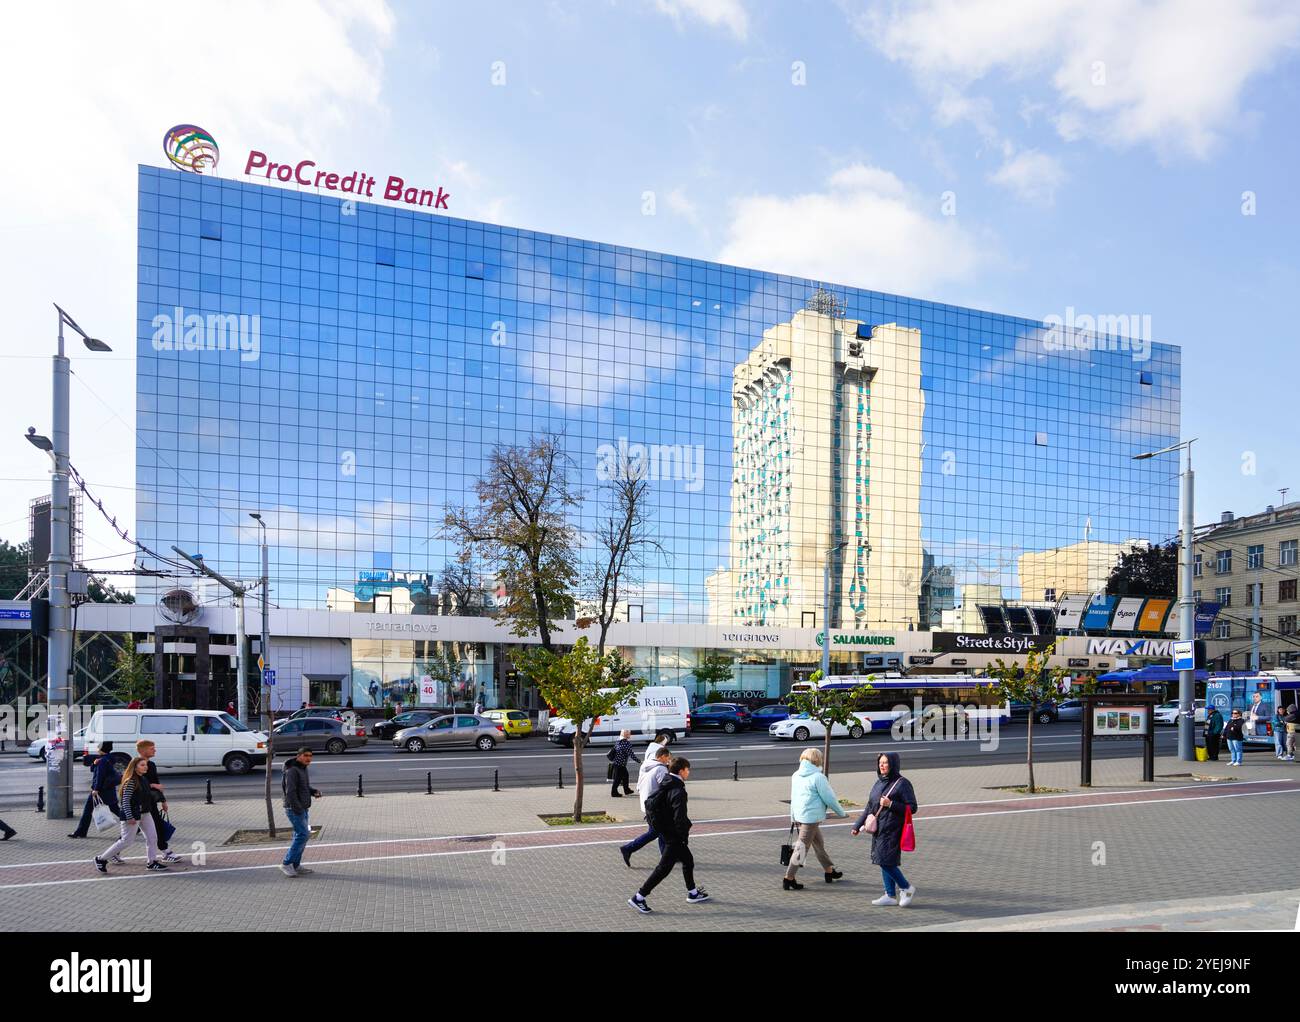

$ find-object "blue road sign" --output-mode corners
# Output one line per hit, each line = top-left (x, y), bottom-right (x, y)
(1172, 640), (1195, 672)
(263, 668), (277, 686)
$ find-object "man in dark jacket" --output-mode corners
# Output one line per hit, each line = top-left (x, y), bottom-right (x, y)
(136, 740), (180, 862)
(1204, 706), (1225, 761)
(1283, 704), (1298, 761)
(628, 757), (709, 913)
(68, 742), (120, 838)
(281, 748), (322, 877)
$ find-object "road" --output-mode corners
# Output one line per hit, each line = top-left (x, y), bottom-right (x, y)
(0, 721), (1194, 807)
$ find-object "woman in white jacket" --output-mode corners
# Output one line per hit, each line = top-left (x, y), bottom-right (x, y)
(784, 747), (847, 890)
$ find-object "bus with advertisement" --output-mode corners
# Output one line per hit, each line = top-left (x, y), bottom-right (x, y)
(1205, 672), (1300, 749)
(787, 673), (1012, 735)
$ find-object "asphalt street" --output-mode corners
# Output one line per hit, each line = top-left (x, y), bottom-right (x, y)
(0, 721), (1193, 807)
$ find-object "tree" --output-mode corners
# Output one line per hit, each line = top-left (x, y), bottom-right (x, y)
(783, 670), (875, 778)
(986, 640), (1069, 793)
(88, 575), (135, 603)
(587, 473), (666, 655)
(111, 634), (152, 705)
(691, 654), (733, 698)
(515, 637), (645, 823)
(436, 558), (490, 617)
(444, 434), (580, 651)
(0, 539), (31, 600)
(1106, 542), (1177, 598)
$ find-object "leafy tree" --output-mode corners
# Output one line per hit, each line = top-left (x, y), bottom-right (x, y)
(88, 575), (135, 603)
(691, 654), (733, 698)
(783, 670), (875, 778)
(986, 640), (1069, 793)
(1106, 542), (1177, 598)
(515, 637), (645, 823)
(444, 434), (580, 650)
(586, 473), (666, 655)
(111, 634), (152, 705)
(0, 539), (31, 600)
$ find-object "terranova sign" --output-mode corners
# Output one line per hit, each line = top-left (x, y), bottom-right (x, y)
(816, 631), (898, 648)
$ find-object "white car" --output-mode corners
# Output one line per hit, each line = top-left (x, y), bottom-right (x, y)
(27, 728), (87, 759)
(768, 713), (866, 741)
(1154, 699), (1206, 725)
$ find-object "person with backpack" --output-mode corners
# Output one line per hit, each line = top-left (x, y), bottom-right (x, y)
(628, 756), (710, 913)
(609, 730), (639, 797)
(1204, 706), (1224, 761)
(851, 752), (919, 906)
(281, 747), (322, 877)
(94, 756), (166, 873)
(620, 744), (672, 866)
(1223, 708), (1246, 767)
(69, 742), (120, 839)
(784, 747), (847, 890)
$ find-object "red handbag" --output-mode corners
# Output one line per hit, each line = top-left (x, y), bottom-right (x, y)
(900, 804), (916, 852)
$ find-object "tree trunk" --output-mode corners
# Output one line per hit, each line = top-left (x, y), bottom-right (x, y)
(263, 707), (276, 838)
(1026, 710), (1035, 794)
(823, 729), (833, 779)
(572, 731), (585, 823)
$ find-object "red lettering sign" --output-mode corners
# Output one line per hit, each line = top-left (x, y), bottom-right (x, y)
(243, 151), (448, 211)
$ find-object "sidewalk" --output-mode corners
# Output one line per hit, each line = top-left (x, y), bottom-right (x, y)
(1, 752), (1296, 931)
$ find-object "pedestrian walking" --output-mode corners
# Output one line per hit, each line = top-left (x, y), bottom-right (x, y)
(281, 747), (322, 877)
(620, 744), (672, 866)
(609, 730), (639, 797)
(225, 699), (237, 717)
(1204, 705), (1224, 761)
(1274, 704), (1289, 759)
(94, 757), (166, 872)
(851, 752), (919, 907)
(628, 757), (709, 913)
(69, 742), (121, 839)
(1, 818), (14, 840)
(1223, 709), (1246, 767)
(136, 740), (180, 863)
(1284, 704), (1299, 761)
(644, 732), (671, 762)
(783, 747), (848, 890)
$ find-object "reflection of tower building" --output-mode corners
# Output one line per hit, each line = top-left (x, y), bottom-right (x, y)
(713, 297), (925, 629)
(1017, 539), (1140, 604)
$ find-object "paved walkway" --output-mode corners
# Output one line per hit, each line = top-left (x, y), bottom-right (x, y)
(1, 753), (1296, 930)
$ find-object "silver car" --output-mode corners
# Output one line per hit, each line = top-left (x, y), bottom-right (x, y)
(393, 714), (503, 753)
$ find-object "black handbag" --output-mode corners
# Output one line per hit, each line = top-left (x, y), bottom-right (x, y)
(780, 823), (797, 866)
(606, 763), (615, 780)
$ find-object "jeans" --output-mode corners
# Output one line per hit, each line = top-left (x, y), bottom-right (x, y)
(1226, 738), (1244, 763)
(638, 841), (695, 897)
(284, 809), (310, 867)
(73, 791), (120, 837)
(102, 815), (159, 863)
(785, 821), (835, 880)
(1275, 726), (1287, 756)
(880, 864), (910, 897)
(621, 816), (666, 857)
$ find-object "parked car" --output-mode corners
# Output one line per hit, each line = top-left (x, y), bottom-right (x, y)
(1056, 699), (1085, 722)
(1011, 700), (1059, 724)
(768, 713), (866, 742)
(1154, 699), (1206, 725)
(690, 702), (753, 734)
(482, 709), (533, 738)
(27, 728), (87, 760)
(749, 704), (792, 729)
(272, 717), (367, 755)
(278, 705), (344, 722)
(370, 709), (446, 740)
(394, 714), (503, 752)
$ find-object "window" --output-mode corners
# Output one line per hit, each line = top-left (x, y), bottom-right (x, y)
(1247, 544), (1264, 569)
(1215, 586), (1232, 607)
(1139, 371), (1153, 385)
(141, 715), (187, 735)
(1247, 582), (1263, 606)
(456, 716), (479, 728)
(195, 716), (229, 736)
(277, 720), (304, 734)
(376, 246), (395, 266)
(1216, 549), (1232, 574)
(1214, 620), (1231, 639)
(1035, 432), (1048, 446)
(199, 219), (221, 241)
(1280, 579), (1297, 603)
(1279, 615), (1297, 636)
(1281, 540), (1298, 567)
(1193, 553), (1202, 578)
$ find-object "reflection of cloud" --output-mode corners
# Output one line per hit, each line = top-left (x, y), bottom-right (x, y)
(526, 314), (687, 408)
(238, 499), (414, 553)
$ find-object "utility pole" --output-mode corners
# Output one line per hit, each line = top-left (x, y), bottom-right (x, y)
(250, 513), (275, 837)
(170, 547), (247, 723)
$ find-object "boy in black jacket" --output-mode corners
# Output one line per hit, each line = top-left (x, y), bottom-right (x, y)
(628, 757), (710, 913)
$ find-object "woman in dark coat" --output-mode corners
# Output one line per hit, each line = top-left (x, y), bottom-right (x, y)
(852, 751), (919, 906)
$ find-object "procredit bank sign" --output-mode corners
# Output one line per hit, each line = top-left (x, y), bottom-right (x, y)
(245, 151), (450, 210)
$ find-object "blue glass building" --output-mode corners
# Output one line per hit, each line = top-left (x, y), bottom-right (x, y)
(134, 165), (1179, 708)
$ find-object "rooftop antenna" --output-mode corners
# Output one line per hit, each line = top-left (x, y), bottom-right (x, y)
(1281, 487), (1290, 506)
(806, 284), (845, 320)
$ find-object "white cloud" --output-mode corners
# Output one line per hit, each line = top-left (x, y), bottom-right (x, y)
(525, 315), (688, 408)
(653, 0), (750, 40)
(716, 162), (983, 298)
(989, 148), (1066, 204)
(666, 187), (701, 225)
(853, 0), (1300, 158)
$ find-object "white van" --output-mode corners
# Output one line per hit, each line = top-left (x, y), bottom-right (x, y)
(547, 686), (691, 747)
(85, 709), (269, 775)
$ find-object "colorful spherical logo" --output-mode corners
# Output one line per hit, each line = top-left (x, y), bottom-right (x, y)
(163, 124), (219, 174)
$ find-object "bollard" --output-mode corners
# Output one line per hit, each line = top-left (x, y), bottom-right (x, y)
(426, 771), (433, 795)
(493, 768), (500, 792)
(37, 785), (45, 812)
(733, 759), (739, 782)
(357, 773), (364, 798)
(205, 779), (213, 805)
(557, 767), (564, 789)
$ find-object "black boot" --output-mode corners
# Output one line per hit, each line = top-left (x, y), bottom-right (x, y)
(783, 877), (804, 891)
(1, 826), (15, 841)
(825, 869), (843, 883)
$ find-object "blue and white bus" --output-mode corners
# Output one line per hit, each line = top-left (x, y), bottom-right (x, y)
(787, 673), (1012, 735)
(1205, 672), (1300, 748)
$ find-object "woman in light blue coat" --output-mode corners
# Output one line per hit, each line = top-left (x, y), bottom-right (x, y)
(784, 747), (848, 890)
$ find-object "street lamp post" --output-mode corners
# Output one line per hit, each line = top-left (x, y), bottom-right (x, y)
(249, 513), (275, 836)
(35, 305), (111, 819)
(1133, 438), (1198, 762)
(821, 541), (848, 681)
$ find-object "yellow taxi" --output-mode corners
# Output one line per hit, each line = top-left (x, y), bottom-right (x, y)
(483, 709), (533, 738)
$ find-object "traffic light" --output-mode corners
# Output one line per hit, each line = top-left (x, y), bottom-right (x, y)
(30, 598), (49, 639)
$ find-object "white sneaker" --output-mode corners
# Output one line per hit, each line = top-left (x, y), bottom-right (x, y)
(899, 886), (916, 907)
(280, 864), (298, 877)
(871, 894), (899, 906)
(162, 851), (181, 863)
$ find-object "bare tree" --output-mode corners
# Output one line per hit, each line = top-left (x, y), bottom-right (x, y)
(588, 473), (667, 655)
(437, 557), (489, 617)
(444, 434), (580, 651)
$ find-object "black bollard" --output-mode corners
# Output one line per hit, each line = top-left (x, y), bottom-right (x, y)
(37, 785), (45, 812)
(557, 767), (563, 789)
(493, 768), (500, 792)
(733, 759), (739, 782)
(357, 773), (364, 798)
(426, 771), (432, 795)
(205, 779), (213, 805)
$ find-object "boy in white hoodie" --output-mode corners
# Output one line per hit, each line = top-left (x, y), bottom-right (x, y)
(620, 746), (672, 866)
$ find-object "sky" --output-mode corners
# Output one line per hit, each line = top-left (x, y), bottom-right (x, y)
(1, 0), (1297, 587)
